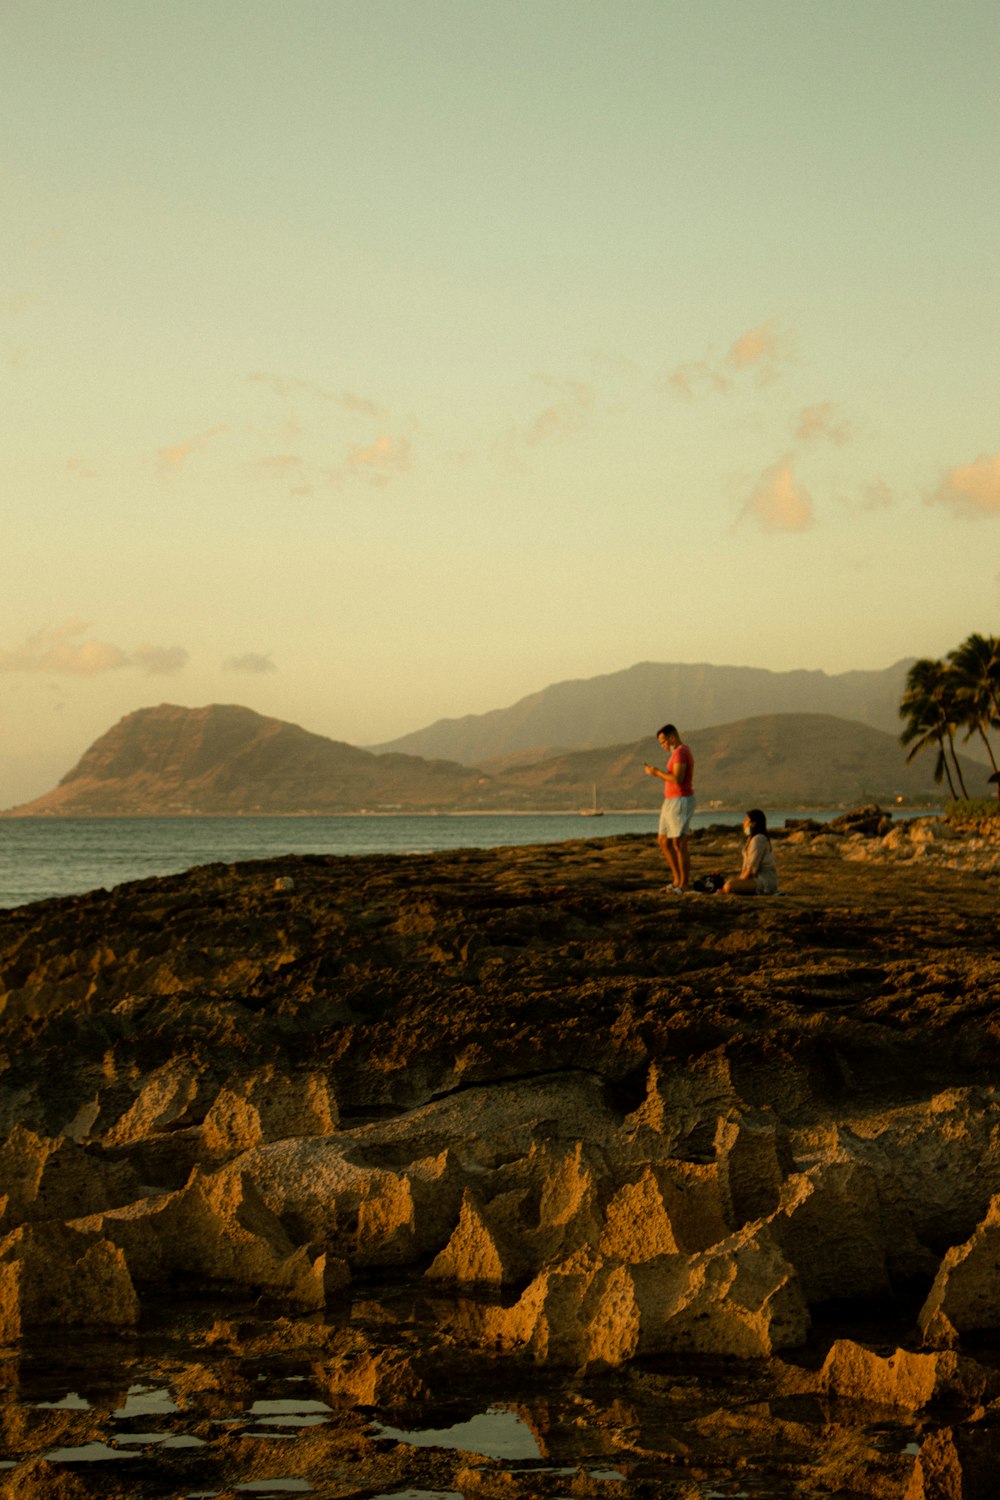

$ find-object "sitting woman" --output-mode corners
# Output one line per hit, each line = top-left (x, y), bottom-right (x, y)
(723, 809), (779, 895)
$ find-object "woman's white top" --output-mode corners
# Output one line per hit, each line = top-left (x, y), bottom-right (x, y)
(742, 833), (779, 894)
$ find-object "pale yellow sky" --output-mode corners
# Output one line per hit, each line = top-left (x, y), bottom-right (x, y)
(3, 1), (999, 803)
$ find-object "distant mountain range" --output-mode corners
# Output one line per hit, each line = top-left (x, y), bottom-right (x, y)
(368, 659), (918, 764)
(3, 701), (990, 818)
(2, 704), (490, 817)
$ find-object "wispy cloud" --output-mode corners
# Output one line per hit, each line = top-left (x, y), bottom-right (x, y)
(247, 372), (383, 419)
(348, 433), (412, 477)
(725, 322), (790, 380)
(931, 450), (1000, 518)
(795, 402), (851, 446)
(66, 456), (97, 479)
(664, 360), (731, 401)
(259, 453), (303, 470)
(223, 652), (277, 674)
(738, 455), (815, 533)
(0, 621), (189, 676)
(859, 478), (896, 512)
(130, 644), (189, 675)
(666, 320), (793, 399)
(158, 424), (229, 469)
(524, 378), (595, 446)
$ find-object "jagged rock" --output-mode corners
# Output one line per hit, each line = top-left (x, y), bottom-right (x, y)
(919, 1195), (1000, 1338)
(0, 830), (999, 1425)
(910, 819), (960, 843)
(425, 1188), (523, 1286)
(820, 1339), (998, 1411)
(774, 1157), (890, 1303)
(598, 1167), (679, 1261)
(0, 1222), (139, 1339)
(201, 1067), (338, 1156)
(74, 1167), (336, 1307)
(0, 1124), (139, 1228)
(827, 805), (889, 837)
(715, 1108), (785, 1223)
(632, 1224), (809, 1358)
(904, 1429), (964, 1500)
(0, 1457), (94, 1498)
(483, 1225), (808, 1368)
(102, 1061), (212, 1144)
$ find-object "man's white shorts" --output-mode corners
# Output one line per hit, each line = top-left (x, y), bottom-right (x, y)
(659, 795), (696, 839)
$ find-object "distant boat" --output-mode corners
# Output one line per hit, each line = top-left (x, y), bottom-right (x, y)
(580, 783), (604, 817)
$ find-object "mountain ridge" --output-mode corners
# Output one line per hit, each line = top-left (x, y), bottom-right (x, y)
(368, 658), (917, 764)
(3, 701), (991, 817)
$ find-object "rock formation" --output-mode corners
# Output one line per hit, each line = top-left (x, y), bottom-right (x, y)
(0, 812), (998, 1495)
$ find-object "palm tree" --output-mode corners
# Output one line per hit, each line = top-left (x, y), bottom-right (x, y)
(899, 657), (969, 799)
(948, 632), (1000, 778)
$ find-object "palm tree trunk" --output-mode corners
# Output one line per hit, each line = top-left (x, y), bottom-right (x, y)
(937, 738), (958, 799)
(946, 729), (969, 798)
(976, 726), (999, 773)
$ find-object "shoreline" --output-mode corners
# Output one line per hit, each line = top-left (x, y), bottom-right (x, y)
(0, 802), (946, 819)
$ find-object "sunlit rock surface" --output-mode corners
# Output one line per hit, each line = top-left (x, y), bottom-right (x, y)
(0, 814), (999, 1495)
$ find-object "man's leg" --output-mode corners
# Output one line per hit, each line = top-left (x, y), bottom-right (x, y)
(676, 835), (691, 890)
(658, 834), (681, 886)
(665, 837), (689, 890)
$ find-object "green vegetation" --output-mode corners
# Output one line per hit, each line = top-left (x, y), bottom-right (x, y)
(899, 633), (1000, 800)
(945, 798), (1000, 820)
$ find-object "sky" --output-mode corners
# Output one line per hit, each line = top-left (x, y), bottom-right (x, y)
(3, 0), (999, 805)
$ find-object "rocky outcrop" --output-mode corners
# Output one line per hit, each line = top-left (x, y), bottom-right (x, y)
(0, 825), (999, 1494)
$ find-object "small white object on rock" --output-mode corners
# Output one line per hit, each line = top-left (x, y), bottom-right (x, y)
(274, 876), (295, 892)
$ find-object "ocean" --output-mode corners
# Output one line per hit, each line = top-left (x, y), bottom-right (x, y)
(0, 808), (935, 911)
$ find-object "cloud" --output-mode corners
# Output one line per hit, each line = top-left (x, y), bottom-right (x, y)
(665, 360), (732, 400)
(66, 456), (97, 479)
(725, 321), (790, 379)
(259, 453), (302, 470)
(0, 621), (188, 676)
(524, 379), (595, 446)
(158, 424), (229, 469)
(130, 645), (189, 675)
(931, 450), (1000, 518)
(223, 652), (277, 674)
(348, 433), (411, 475)
(859, 479), (896, 512)
(739, 456), (816, 533)
(796, 402), (851, 446)
(666, 321), (793, 399)
(248, 372), (383, 419)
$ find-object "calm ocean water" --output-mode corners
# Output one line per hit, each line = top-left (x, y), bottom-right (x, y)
(0, 809), (935, 911)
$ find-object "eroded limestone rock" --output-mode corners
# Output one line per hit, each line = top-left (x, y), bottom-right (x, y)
(919, 1195), (1000, 1339)
(820, 1339), (999, 1411)
(0, 1124), (139, 1229)
(74, 1167), (337, 1307)
(0, 1222), (138, 1340)
(202, 1067), (338, 1157)
(102, 1061), (212, 1144)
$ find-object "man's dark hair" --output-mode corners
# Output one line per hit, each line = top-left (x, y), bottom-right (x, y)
(658, 723), (678, 739)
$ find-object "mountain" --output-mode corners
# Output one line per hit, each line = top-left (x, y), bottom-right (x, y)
(369, 659), (918, 764)
(2, 704), (490, 817)
(2, 703), (987, 817)
(488, 713), (990, 810)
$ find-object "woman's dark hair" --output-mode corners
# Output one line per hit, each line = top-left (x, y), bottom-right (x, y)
(745, 808), (768, 838)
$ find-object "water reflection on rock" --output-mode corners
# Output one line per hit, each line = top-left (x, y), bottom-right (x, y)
(0, 1290), (996, 1496)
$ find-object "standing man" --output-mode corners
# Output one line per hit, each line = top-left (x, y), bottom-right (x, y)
(644, 723), (696, 892)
